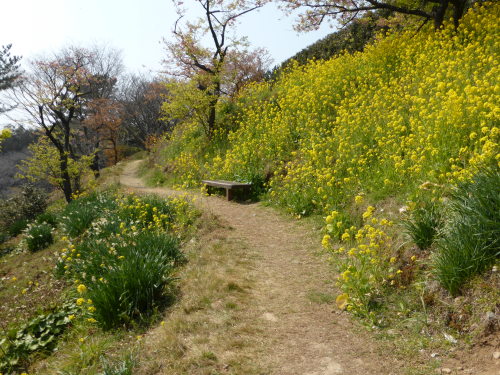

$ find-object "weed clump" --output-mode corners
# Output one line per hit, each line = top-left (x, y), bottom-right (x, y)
(25, 222), (53, 252)
(87, 233), (180, 329)
(60, 193), (117, 238)
(434, 167), (500, 295)
(403, 200), (442, 250)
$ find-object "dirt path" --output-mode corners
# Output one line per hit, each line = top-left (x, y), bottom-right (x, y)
(120, 160), (406, 375)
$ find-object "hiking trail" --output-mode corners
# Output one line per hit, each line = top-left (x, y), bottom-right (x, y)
(120, 159), (406, 374)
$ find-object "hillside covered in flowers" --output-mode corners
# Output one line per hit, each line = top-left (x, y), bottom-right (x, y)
(150, 1), (499, 331)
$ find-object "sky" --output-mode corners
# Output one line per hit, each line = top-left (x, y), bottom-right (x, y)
(0, 0), (334, 74)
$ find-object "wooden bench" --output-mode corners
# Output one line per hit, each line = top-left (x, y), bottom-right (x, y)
(201, 179), (252, 201)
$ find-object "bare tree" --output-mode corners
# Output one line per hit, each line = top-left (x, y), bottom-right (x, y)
(280, 0), (473, 31)
(119, 74), (173, 148)
(163, 0), (268, 138)
(9, 46), (122, 202)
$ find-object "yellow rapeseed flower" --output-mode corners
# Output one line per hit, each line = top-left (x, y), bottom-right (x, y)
(77, 284), (87, 294)
(335, 293), (349, 310)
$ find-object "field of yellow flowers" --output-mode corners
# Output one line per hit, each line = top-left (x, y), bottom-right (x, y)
(153, 1), (499, 332)
(161, 3), (498, 210)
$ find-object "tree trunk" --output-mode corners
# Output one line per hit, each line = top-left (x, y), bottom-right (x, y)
(59, 152), (73, 203)
(207, 99), (217, 139)
(90, 141), (101, 178)
(452, 0), (466, 29)
(433, 0), (449, 29)
(112, 138), (118, 165)
(206, 79), (221, 139)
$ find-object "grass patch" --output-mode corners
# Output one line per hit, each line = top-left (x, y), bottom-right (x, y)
(134, 214), (264, 375)
(434, 167), (500, 295)
(0, 241), (67, 331)
(100, 353), (136, 375)
(307, 290), (336, 304)
(30, 323), (136, 375)
(35, 212), (59, 228)
(82, 233), (181, 329)
(25, 223), (54, 252)
(7, 219), (29, 237)
(403, 199), (442, 251)
(60, 192), (117, 238)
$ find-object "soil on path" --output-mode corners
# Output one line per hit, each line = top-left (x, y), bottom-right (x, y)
(120, 160), (408, 375)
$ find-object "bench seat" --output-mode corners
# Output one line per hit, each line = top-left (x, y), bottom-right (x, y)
(202, 179), (252, 201)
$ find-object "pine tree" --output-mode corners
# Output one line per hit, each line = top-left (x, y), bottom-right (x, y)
(0, 44), (21, 91)
(0, 44), (21, 114)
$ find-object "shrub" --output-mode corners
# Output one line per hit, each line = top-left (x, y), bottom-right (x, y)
(8, 219), (28, 237)
(25, 223), (53, 252)
(60, 193), (117, 238)
(434, 167), (500, 295)
(35, 212), (58, 228)
(403, 200), (442, 250)
(86, 233), (180, 329)
(0, 184), (48, 233)
(0, 303), (78, 373)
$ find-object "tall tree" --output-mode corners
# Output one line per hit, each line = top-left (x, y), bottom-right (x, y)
(281, 0), (471, 31)
(163, 0), (268, 138)
(10, 46), (122, 202)
(84, 98), (123, 167)
(0, 44), (21, 113)
(119, 74), (172, 148)
(74, 47), (123, 175)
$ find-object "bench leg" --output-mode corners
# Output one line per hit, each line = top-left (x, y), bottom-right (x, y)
(226, 188), (233, 201)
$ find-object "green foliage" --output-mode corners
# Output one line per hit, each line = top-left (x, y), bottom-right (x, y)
(86, 233), (179, 329)
(0, 128), (11, 146)
(434, 167), (500, 295)
(403, 200), (442, 250)
(0, 184), (48, 228)
(62, 232), (180, 330)
(100, 354), (136, 375)
(0, 44), (21, 94)
(35, 211), (59, 228)
(0, 303), (78, 373)
(269, 11), (388, 79)
(7, 219), (28, 237)
(55, 192), (195, 330)
(25, 222), (54, 252)
(17, 136), (95, 197)
(60, 193), (117, 238)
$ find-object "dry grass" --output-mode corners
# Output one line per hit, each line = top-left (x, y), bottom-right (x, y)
(135, 212), (266, 375)
(27, 210), (265, 375)
(0, 239), (68, 331)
